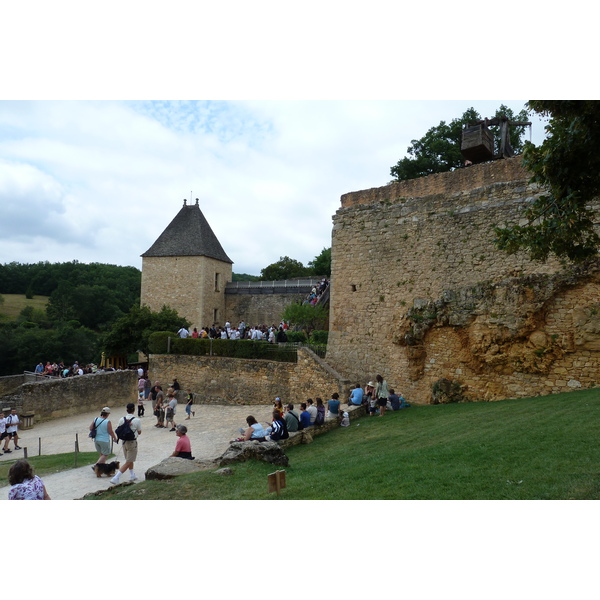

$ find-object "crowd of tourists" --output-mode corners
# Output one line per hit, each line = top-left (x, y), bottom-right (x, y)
(234, 373), (410, 444)
(33, 361), (119, 378)
(178, 320), (291, 343)
(303, 277), (329, 306)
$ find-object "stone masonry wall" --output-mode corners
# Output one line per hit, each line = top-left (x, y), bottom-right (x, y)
(149, 347), (350, 406)
(0, 370), (138, 423)
(327, 157), (600, 404)
(141, 255), (232, 330)
(225, 292), (306, 327)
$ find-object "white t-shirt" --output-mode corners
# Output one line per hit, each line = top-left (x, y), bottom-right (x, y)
(6, 414), (19, 433)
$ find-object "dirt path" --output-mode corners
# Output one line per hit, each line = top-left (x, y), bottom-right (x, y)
(0, 403), (274, 500)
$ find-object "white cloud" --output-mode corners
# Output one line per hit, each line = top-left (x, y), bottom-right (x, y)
(0, 100), (546, 275)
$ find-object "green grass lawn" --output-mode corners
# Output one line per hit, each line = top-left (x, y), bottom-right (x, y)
(0, 293), (49, 322)
(0, 452), (98, 487)
(87, 388), (600, 500)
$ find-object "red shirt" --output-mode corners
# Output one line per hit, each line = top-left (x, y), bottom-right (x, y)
(175, 434), (191, 454)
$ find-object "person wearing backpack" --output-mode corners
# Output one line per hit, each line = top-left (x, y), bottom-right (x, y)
(110, 403), (142, 485)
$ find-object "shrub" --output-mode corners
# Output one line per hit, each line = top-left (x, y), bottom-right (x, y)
(148, 331), (172, 354)
(310, 330), (329, 345)
(286, 331), (308, 343)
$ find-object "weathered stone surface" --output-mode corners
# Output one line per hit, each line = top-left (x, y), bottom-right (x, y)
(218, 440), (289, 467)
(145, 457), (218, 480)
(328, 156), (600, 404)
(1, 370), (138, 423)
(150, 347), (351, 406)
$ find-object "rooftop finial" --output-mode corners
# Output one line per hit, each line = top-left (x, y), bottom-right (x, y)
(195, 198), (199, 206)
(183, 198), (187, 206)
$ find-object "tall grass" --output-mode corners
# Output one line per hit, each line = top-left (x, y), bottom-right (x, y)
(88, 388), (600, 500)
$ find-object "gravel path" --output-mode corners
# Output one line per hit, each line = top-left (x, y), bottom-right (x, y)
(0, 403), (274, 500)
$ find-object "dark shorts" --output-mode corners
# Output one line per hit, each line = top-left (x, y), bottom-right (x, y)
(166, 408), (174, 420)
(377, 398), (387, 407)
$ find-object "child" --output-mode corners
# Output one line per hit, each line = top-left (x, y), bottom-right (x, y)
(137, 392), (145, 417)
(340, 411), (350, 427)
(185, 390), (195, 420)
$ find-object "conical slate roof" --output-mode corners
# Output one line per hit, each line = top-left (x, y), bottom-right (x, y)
(141, 199), (233, 263)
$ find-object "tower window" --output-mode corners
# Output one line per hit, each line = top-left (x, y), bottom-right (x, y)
(215, 272), (221, 292)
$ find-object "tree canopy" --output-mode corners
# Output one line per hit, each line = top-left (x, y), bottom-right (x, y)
(390, 105), (529, 182)
(102, 304), (189, 358)
(494, 101), (600, 262)
(260, 256), (310, 280)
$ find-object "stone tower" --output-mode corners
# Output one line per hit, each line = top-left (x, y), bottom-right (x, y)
(140, 198), (233, 329)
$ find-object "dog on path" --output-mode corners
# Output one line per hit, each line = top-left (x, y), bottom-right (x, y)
(92, 461), (120, 478)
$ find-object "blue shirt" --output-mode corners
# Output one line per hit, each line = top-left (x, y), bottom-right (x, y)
(300, 410), (311, 428)
(328, 399), (341, 415)
(349, 388), (364, 405)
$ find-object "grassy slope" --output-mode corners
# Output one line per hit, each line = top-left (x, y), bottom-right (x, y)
(90, 388), (600, 500)
(0, 293), (49, 321)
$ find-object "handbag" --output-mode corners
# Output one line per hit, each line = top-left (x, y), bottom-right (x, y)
(88, 417), (105, 438)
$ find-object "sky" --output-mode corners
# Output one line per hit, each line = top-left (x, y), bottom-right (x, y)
(0, 99), (548, 275)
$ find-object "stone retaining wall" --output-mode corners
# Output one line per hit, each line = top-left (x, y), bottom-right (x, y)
(0, 375), (25, 397)
(328, 156), (600, 403)
(1, 370), (138, 423)
(149, 347), (351, 405)
(225, 292), (307, 327)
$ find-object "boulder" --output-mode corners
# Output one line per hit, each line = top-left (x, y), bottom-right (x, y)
(145, 457), (217, 480)
(218, 440), (289, 467)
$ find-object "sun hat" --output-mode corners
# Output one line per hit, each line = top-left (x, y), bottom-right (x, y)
(102, 406), (111, 413)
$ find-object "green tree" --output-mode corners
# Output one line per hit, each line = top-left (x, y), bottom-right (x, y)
(307, 247), (331, 277)
(494, 101), (600, 262)
(281, 302), (328, 334)
(260, 256), (310, 280)
(390, 105), (529, 182)
(102, 304), (189, 357)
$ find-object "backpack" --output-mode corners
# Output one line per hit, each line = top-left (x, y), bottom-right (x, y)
(314, 408), (325, 426)
(115, 416), (136, 441)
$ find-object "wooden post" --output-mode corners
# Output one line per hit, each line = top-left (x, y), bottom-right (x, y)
(268, 470), (287, 496)
(39, 437), (41, 456)
(75, 433), (79, 467)
(23, 447), (27, 459)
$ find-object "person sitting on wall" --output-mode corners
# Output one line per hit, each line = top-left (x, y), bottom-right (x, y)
(299, 403), (312, 429)
(169, 424), (194, 459)
(284, 403), (301, 432)
(327, 393), (341, 419)
(264, 410), (289, 442)
(348, 384), (364, 407)
(235, 415), (268, 442)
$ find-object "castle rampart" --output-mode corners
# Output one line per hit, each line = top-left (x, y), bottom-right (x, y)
(326, 157), (600, 404)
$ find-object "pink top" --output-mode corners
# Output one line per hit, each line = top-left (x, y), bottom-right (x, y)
(175, 435), (191, 454)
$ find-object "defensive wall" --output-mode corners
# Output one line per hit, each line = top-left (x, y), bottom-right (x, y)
(0, 370), (138, 423)
(149, 346), (350, 405)
(326, 156), (600, 404)
(224, 278), (322, 326)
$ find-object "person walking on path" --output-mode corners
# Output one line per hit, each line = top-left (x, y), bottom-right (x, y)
(3, 409), (21, 453)
(185, 390), (195, 420)
(375, 374), (389, 417)
(89, 407), (118, 466)
(111, 403), (142, 485)
(165, 392), (178, 431)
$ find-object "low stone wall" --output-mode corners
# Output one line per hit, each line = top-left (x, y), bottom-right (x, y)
(0, 375), (25, 397)
(149, 347), (351, 405)
(1, 370), (138, 423)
